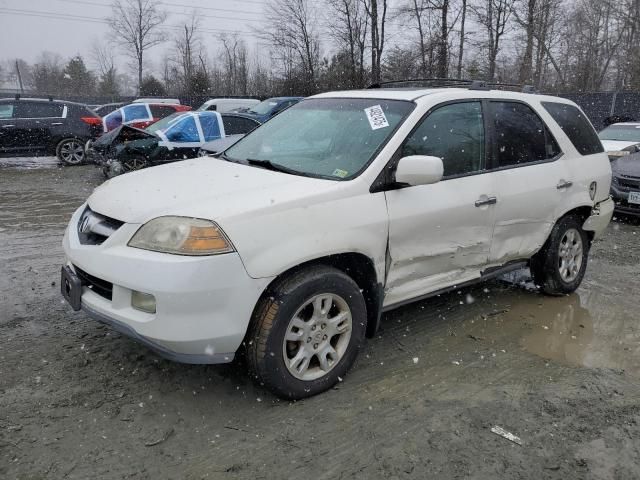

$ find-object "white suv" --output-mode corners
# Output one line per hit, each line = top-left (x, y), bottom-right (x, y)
(61, 86), (613, 398)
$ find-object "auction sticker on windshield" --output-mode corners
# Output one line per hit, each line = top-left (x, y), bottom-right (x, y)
(365, 105), (389, 130)
(629, 192), (640, 204)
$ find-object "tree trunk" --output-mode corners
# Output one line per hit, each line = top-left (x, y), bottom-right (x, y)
(436, 0), (449, 78)
(518, 0), (536, 84)
(457, 0), (466, 78)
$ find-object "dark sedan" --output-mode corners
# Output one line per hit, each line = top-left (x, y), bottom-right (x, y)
(611, 153), (640, 215)
(237, 96), (303, 123)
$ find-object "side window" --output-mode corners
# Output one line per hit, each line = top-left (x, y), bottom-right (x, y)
(0, 103), (15, 119)
(165, 116), (200, 142)
(104, 109), (123, 131)
(491, 102), (560, 168)
(122, 104), (151, 122)
(207, 104), (218, 111)
(15, 102), (64, 118)
(223, 116), (258, 135)
(200, 114), (223, 141)
(402, 101), (485, 177)
(542, 102), (604, 156)
(149, 105), (176, 118)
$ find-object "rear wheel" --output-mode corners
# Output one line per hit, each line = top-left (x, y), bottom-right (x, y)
(246, 266), (367, 399)
(531, 215), (589, 295)
(56, 138), (85, 165)
(122, 156), (148, 172)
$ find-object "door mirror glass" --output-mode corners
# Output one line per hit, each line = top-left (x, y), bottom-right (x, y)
(395, 155), (444, 186)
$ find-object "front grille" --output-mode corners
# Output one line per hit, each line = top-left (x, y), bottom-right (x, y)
(75, 266), (113, 301)
(77, 207), (124, 245)
(618, 176), (640, 191)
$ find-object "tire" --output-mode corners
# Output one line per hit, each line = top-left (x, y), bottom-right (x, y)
(246, 265), (367, 399)
(530, 215), (590, 295)
(121, 156), (149, 173)
(56, 138), (85, 165)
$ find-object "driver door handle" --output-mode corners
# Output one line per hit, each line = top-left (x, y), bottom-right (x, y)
(475, 196), (497, 207)
(557, 180), (573, 190)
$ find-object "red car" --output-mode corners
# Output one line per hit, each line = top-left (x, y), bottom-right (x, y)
(101, 103), (191, 132)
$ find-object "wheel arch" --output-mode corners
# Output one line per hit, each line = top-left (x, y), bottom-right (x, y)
(557, 204), (595, 241)
(253, 252), (384, 339)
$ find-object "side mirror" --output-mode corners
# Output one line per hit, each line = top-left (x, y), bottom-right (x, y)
(395, 155), (444, 186)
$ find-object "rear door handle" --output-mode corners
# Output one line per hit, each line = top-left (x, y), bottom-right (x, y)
(475, 196), (497, 207)
(51, 122), (63, 126)
(557, 180), (573, 190)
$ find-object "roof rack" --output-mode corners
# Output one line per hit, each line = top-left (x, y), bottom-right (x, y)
(367, 78), (538, 94)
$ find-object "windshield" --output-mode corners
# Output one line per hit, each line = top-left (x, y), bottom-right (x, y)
(145, 112), (182, 135)
(248, 99), (280, 115)
(225, 98), (414, 179)
(598, 125), (640, 142)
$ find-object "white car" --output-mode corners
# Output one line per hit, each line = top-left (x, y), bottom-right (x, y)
(61, 86), (613, 399)
(598, 122), (640, 157)
(197, 98), (260, 113)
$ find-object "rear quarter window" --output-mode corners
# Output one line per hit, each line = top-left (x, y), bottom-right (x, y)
(16, 102), (64, 118)
(542, 102), (604, 155)
(0, 103), (15, 119)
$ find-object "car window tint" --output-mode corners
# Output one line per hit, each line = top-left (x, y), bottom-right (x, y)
(165, 116), (200, 142)
(542, 102), (604, 155)
(199, 114), (223, 141)
(0, 104), (15, 119)
(149, 105), (176, 118)
(207, 104), (217, 111)
(16, 102), (64, 118)
(490, 102), (560, 168)
(402, 101), (485, 177)
(122, 104), (151, 122)
(223, 116), (258, 135)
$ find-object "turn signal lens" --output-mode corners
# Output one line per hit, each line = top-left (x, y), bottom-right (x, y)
(128, 217), (234, 256)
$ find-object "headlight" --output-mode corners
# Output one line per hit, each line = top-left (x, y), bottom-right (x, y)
(128, 217), (234, 256)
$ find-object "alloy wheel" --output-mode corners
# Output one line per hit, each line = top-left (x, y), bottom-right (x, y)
(558, 228), (583, 283)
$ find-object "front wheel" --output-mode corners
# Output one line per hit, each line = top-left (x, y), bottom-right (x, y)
(56, 138), (85, 165)
(530, 215), (590, 295)
(246, 266), (367, 399)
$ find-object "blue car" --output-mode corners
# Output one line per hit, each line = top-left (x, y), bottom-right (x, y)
(237, 96), (303, 123)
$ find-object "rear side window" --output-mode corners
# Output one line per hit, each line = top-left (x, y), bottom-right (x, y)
(0, 103), (15, 119)
(165, 116), (200, 142)
(200, 114), (223, 141)
(490, 102), (560, 168)
(149, 105), (177, 118)
(222, 116), (258, 135)
(16, 102), (64, 118)
(542, 102), (603, 155)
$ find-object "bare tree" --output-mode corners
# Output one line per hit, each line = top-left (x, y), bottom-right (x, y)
(108, 0), (167, 94)
(473, 0), (516, 80)
(260, 0), (320, 95)
(327, 0), (369, 87)
(457, 0), (467, 78)
(397, 0), (433, 77)
(220, 35), (249, 95)
(362, 0), (388, 85)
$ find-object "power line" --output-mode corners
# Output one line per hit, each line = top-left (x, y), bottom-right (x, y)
(0, 8), (262, 37)
(44, 0), (264, 20)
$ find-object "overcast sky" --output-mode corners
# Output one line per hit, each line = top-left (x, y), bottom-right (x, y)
(0, 0), (268, 71)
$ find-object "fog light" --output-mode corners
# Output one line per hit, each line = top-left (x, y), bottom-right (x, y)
(589, 181), (597, 200)
(131, 290), (156, 314)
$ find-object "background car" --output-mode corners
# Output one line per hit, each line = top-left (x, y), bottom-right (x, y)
(197, 98), (260, 113)
(0, 97), (102, 165)
(101, 103), (191, 133)
(598, 122), (640, 157)
(133, 98), (181, 104)
(237, 96), (303, 123)
(93, 102), (127, 117)
(610, 152), (640, 215)
(90, 111), (258, 176)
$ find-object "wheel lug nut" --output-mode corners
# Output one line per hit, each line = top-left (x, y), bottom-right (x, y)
(321, 324), (326, 329)
(313, 343), (318, 349)
(307, 337), (311, 343)
(323, 335), (327, 340)
(311, 325), (316, 331)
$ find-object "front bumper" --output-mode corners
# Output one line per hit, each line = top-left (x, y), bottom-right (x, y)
(610, 185), (640, 216)
(62, 205), (272, 363)
(582, 197), (615, 239)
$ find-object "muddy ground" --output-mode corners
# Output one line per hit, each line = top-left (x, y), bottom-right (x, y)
(1, 157), (639, 480)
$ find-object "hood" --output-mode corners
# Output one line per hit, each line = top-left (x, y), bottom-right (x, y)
(612, 154), (640, 177)
(600, 139), (640, 152)
(201, 135), (244, 154)
(88, 157), (337, 224)
(94, 125), (156, 149)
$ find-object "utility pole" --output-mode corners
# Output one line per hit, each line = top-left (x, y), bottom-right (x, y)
(15, 60), (24, 93)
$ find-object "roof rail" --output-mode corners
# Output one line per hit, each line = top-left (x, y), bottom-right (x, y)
(367, 78), (535, 93)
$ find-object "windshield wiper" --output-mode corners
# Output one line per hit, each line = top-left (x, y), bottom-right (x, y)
(246, 158), (302, 176)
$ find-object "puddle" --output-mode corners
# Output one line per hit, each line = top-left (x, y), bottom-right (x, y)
(461, 278), (640, 377)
